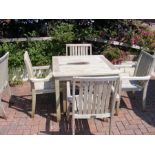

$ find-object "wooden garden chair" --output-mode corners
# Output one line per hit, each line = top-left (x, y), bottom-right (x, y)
(24, 51), (56, 117)
(115, 51), (155, 113)
(66, 76), (120, 135)
(66, 44), (92, 56)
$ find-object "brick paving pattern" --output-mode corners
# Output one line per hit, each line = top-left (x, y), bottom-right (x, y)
(1, 78), (155, 135)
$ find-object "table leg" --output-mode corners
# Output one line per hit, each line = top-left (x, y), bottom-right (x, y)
(55, 79), (61, 121)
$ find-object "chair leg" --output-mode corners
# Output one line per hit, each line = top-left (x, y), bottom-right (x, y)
(66, 104), (70, 121)
(7, 84), (13, 107)
(115, 100), (120, 116)
(0, 98), (7, 119)
(72, 115), (75, 135)
(142, 81), (149, 111)
(109, 117), (112, 135)
(115, 80), (121, 116)
(62, 82), (67, 113)
(132, 91), (136, 100)
(7, 84), (11, 99)
(31, 89), (36, 118)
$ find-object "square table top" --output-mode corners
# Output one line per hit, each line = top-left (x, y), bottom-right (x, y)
(52, 55), (120, 78)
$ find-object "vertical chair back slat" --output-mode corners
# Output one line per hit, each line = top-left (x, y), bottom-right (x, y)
(75, 46), (77, 56)
(66, 44), (92, 56)
(92, 81), (97, 114)
(78, 81), (83, 114)
(77, 46), (81, 55)
(101, 82), (107, 113)
(85, 46), (88, 55)
(87, 81), (93, 114)
(104, 81), (114, 113)
(83, 82), (88, 114)
(96, 83), (100, 113)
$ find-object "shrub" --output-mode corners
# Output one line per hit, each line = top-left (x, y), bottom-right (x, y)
(76, 27), (99, 40)
(51, 22), (75, 43)
(103, 46), (122, 61)
(0, 40), (56, 68)
(103, 46), (129, 64)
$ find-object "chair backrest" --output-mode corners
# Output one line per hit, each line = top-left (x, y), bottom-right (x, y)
(72, 76), (120, 117)
(24, 51), (34, 79)
(134, 51), (155, 77)
(0, 52), (9, 92)
(66, 44), (92, 56)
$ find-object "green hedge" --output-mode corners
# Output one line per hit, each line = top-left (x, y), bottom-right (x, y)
(0, 40), (66, 68)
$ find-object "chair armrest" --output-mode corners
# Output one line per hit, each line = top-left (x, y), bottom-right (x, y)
(115, 63), (136, 69)
(29, 78), (49, 83)
(30, 73), (53, 82)
(121, 76), (150, 81)
(45, 72), (53, 79)
(32, 65), (51, 70)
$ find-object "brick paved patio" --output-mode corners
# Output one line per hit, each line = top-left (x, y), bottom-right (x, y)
(1, 78), (155, 135)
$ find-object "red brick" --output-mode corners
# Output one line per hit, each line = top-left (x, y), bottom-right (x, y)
(125, 129), (135, 135)
(147, 127), (155, 133)
(138, 124), (148, 134)
(88, 119), (97, 134)
(23, 130), (31, 135)
(128, 120), (142, 125)
(134, 129), (142, 135)
(125, 113), (133, 121)
(112, 127), (120, 135)
(125, 124), (138, 130)
(95, 119), (104, 133)
(120, 130), (127, 135)
(7, 129), (17, 135)
(15, 129), (24, 135)
(122, 119), (130, 127)
(116, 121), (125, 131)
(30, 129), (38, 135)
(120, 129), (134, 135)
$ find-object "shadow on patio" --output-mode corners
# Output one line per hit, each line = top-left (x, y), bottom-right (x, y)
(3, 91), (93, 135)
(119, 78), (155, 134)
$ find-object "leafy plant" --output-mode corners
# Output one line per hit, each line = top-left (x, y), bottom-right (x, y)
(0, 41), (51, 69)
(103, 46), (122, 62)
(75, 27), (99, 40)
(51, 22), (75, 43)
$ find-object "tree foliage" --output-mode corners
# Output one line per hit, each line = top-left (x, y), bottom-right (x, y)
(0, 19), (155, 68)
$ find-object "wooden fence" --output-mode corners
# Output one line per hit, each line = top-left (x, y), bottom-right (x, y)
(0, 37), (53, 43)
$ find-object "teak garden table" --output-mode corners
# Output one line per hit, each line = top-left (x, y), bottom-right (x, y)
(52, 55), (120, 121)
